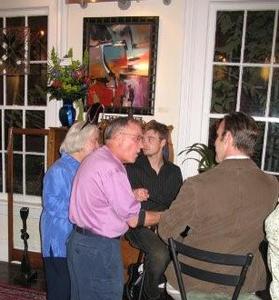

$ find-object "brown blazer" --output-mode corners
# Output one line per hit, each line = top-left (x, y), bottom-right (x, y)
(159, 159), (278, 294)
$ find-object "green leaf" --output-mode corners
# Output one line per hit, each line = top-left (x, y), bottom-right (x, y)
(83, 49), (89, 67)
(67, 48), (73, 58)
(178, 142), (217, 172)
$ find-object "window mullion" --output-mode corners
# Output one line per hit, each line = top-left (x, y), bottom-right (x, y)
(1, 109), (5, 194)
(22, 106), (26, 196)
(261, 10), (278, 171)
(44, 135), (47, 172)
(2, 15), (6, 192)
(261, 122), (269, 170)
(21, 16), (27, 197)
(236, 10), (247, 112)
(265, 10), (278, 119)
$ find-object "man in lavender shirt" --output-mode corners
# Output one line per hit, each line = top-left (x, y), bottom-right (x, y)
(67, 117), (161, 300)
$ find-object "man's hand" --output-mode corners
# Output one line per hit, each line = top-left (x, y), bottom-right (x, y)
(133, 188), (149, 202)
(145, 211), (161, 226)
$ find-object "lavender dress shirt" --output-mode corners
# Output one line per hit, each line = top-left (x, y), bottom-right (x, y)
(69, 145), (140, 238)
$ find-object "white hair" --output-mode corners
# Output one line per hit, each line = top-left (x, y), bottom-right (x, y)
(60, 121), (98, 154)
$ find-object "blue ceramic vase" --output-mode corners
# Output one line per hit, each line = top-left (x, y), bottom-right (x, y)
(59, 99), (76, 127)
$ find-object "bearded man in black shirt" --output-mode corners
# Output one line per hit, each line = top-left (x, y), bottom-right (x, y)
(126, 120), (183, 300)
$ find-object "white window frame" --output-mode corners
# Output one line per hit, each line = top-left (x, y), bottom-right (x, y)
(0, 8), (49, 204)
(202, 2), (279, 175)
(178, 0), (279, 179)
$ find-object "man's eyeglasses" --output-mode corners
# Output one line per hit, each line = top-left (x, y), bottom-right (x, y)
(120, 132), (143, 143)
(81, 103), (105, 130)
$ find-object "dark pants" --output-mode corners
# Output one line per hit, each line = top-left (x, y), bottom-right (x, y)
(44, 257), (71, 300)
(125, 227), (170, 300)
(67, 229), (124, 300)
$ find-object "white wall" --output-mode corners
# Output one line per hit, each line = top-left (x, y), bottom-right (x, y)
(0, 199), (42, 262)
(0, 0), (187, 159)
(64, 0), (186, 159)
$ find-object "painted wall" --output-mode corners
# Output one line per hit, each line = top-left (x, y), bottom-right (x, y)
(64, 0), (186, 157)
(0, 0), (187, 159)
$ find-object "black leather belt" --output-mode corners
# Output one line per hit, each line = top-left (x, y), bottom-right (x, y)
(74, 225), (121, 240)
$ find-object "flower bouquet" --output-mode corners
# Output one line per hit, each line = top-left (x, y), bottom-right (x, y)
(47, 48), (89, 126)
(47, 47), (89, 102)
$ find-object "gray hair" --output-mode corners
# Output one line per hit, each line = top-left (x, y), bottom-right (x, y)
(222, 112), (259, 157)
(60, 121), (98, 154)
(104, 117), (141, 141)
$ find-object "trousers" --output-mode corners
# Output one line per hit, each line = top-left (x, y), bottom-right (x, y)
(44, 256), (71, 300)
(67, 229), (124, 300)
(126, 227), (170, 300)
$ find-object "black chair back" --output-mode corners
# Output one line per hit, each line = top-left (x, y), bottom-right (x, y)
(168, 238), (253, 300)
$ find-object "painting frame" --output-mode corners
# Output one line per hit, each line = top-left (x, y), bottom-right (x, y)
(83, 16), (159, 115)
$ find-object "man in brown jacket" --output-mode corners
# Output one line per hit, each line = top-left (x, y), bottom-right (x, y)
(159, 112), (279, 298)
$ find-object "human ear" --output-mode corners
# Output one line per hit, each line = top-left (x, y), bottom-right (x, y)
(160, 138), (167, 148)
(225, 131), (233, 145)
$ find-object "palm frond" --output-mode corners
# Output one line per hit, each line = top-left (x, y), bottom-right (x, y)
(179, 142), (217, 172)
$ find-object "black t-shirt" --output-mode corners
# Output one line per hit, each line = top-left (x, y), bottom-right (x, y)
(126, 154), (183, 211)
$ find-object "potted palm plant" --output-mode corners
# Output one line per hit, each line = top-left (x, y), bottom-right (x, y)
(178, 143), (217, 173)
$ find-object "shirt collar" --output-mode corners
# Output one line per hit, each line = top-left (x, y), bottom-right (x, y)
(225, 155), (249, 160)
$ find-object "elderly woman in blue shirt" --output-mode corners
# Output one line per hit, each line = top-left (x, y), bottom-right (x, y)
(40, 121), (99, 300)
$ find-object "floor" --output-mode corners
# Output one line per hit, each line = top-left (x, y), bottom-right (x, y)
(0, 261), (139, 300)
(0, 261), (46, 291)
(0, 261), (271, 300)
(0, 261), (132, 298)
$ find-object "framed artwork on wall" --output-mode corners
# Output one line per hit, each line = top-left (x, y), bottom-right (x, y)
(83, 16), (159, 115)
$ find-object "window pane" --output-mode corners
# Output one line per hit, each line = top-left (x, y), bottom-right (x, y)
(211, 66), (239, 113)
(3, 153), (8, 190)
(252, 121), (264, 168)
(5, 110), (22, 151)
(29, 16), (48, 61)
(240, 67), (269, 116)
(26, 155), (44, 195)
(208, 118), (220, 149)
(6, 75), (24, 105)
(275, 14), (279, 64)
(26, 110), (45, 128)
(244, 11), (275, 63)
(214, 11), (244, 63)
(26, 110), (45, 152)
(28, 64), (47, 106)
(6, 17), (25, 28)
(265, 123), (279, 172)
(26, 135), (45, 153)
(13, 153), (23, 194)
(270, 67), (279, 117)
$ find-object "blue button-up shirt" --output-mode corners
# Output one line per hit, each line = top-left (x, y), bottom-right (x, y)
(40, 153), (80, 257)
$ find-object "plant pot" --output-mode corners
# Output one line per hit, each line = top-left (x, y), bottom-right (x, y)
(59, 100), (76, 127)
